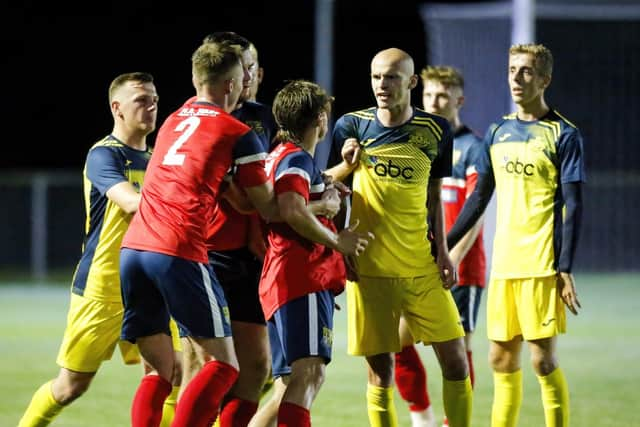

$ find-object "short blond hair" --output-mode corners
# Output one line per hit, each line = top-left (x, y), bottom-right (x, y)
(509, 43), (553, 77)
(191, 41), (242, 86)
(420, 65), (464, 89)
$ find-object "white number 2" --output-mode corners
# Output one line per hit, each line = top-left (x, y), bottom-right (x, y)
(162, 116), (200, 166)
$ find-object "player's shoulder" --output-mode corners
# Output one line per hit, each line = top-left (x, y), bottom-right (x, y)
(542, 109), (580, 138)
(91, 135), (122, 149)
(455, 125), (483, 144)
(242, 100), (272, 112)
(340, 106), (377, 122)
(413, 107), (449, 127)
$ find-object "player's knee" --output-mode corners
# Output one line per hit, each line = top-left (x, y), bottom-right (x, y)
(489, 346), (519, 372)
(440, 352), (469, 381)
(530, 352), (557, 376)
(55, 378), (92, 405)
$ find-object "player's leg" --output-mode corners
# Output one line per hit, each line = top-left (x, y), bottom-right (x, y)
(219, 321), (269, 426)
(395, 316), (435, 427)
(214, 249), (271, 427)
(347, 276), (403, 427)
(451, 285), (484, 388)
(273, 291), (335, 426)
(120, 249), (177, 427)
(520, 275), (569, 427)
(248, 376), (288, 427)
(159, 257), (238, 427)
(404, 274), (471, 427)
(488, 339), (523, 427)
(18, 294), (123, 427)
(486, 278), (524, 427)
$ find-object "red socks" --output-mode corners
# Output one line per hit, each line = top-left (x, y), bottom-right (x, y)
(172, 360), (239, 427)
(131, 375), (172, 427)
(278, 401), (310, 427)
(220, 397), (259, 427)
(394, 345), (430, 411)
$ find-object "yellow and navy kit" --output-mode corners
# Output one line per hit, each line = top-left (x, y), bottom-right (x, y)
(478, 110), (586, 279)
(332, 107), (453, 277)
(71, 135), (151, 302)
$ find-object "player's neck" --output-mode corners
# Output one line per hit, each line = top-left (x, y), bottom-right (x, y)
(377, 103), (413, 127)
(298, 128), (319, 156)
(450, 116), (463, 132)
(516, 97), (549, 121)
(111, 129), (148, 151)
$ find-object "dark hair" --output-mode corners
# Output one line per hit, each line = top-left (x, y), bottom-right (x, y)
(272, 80), (334, 144)
(202, 31), (251, 50)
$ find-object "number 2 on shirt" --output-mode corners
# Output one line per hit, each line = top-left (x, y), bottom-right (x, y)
(162, 116), (200, 166)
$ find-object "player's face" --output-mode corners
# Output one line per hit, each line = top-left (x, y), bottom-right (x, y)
(370, 59), (413, 111)
(422, 80), (461, 122)
(238, 49), (258, 103)
(508, 53), (549, 106)
(229, 60), (247, 109)
(115, 81), (159, 134)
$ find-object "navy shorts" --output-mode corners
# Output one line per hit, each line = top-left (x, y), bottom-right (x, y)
(450, 284), (484, 333)
(209, 247), (265, 324)
(268, 290), (335, 377)
(120, 248), (232, 342)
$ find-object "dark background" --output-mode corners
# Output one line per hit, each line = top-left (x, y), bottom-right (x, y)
(1, 0), (476, 170)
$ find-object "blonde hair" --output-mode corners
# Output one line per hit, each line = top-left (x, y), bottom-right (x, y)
(191, 42), (242, 86)
(509, 43), (553, 77)
(420, 65), (464, 89)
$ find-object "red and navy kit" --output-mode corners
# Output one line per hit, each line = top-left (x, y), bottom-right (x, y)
(441, 126), (486, 286)
(122, 99), (268, 264)
(259, 142), (346, 320)
(206, 101), (277, 252)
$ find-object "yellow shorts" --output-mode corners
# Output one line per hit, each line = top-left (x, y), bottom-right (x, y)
(347, 273), (464, 356)
(57, 294), (181, 372)
(486, 275), (566, 342)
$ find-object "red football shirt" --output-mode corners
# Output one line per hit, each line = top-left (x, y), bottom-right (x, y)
(259, 142), (346, 320)
(122, 99), (268, 263)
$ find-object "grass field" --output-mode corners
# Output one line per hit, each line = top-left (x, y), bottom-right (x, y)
(1, 273), (639, 426)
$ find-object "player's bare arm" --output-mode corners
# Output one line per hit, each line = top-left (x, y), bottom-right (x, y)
(106, 181), (142, 214)
(428, 177), (456, 289)
(278, 191), (371, 256)
(324, 138), (361, 182)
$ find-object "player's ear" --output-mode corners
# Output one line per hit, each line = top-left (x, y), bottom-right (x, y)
(111, 100), (123, 119)
(408, 74), (418, 90)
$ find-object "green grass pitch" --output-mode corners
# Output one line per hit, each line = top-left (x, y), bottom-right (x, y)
(1, 273), (638, 426)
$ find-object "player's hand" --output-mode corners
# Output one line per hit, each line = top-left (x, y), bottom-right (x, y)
(320, 187), (341, 219)
(329, 180), (352, 199)
(437, 252), (457, 289)
(344, 254), (359, 281)
(557, 272), (581, 315)
(336, 219), (374, 257)
(342, 138), (361, 166)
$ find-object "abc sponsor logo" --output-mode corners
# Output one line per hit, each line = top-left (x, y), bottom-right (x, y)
(369, 158), (414, 179)
(502, 157), (534, 176)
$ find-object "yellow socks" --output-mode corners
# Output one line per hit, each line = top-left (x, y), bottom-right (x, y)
(491, 370), (523, 427)
(159, 386), (180, 427)
(537, 368), (569, 427)
(366, 384), (398, 427)
(442, 376), (473, 427)
(18, 381), (63, 427)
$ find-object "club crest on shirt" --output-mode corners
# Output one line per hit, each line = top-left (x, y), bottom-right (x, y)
(245, 120), (265, 137)
(322, 326), (333, 347)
